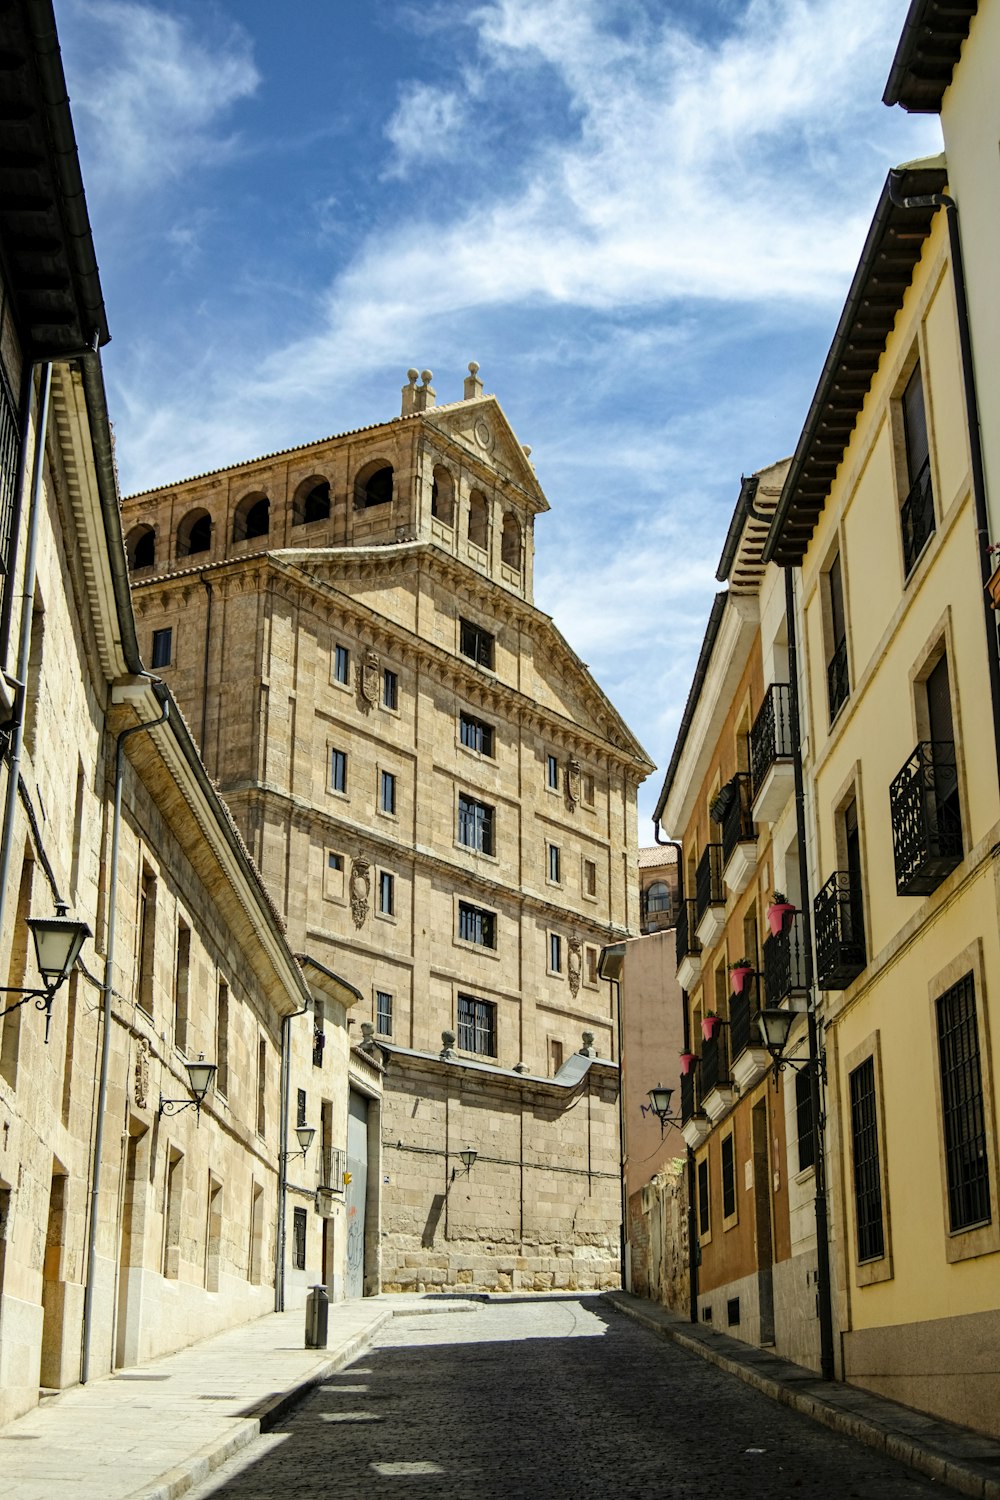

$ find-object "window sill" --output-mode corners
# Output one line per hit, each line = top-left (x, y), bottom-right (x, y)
(327, 788), (349, 801)
(375, 910), (398, 926)
(455, 842), (499, 864)
(454, 936), (500, 960)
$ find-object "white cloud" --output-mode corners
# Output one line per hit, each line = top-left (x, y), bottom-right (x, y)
(384, 82), (468, 175)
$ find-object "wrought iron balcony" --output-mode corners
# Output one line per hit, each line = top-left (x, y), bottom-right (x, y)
(680, 1068), (701, 1123)
(320, 1145), (347, 1191)
(814, 871), (866, 989)
(699, 1028), (731, 1097)
(730, 976), (763, 1061)
(750, 683), (793, 798)
(900, 457), (935, 578)
(720, 773), (755, 866)
(827, 636), (849, 722)
(695, 843), (724, 920)
(890, 740), (963, 896)
(675, 898), (701, 967)
(763, 912), (808, 1003)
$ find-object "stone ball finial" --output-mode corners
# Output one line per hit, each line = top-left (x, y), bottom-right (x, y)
(407, 368), (419, 385)
(442, 1029), (456, 1048)
(421, 369), (433, 386)
(522, 445), (532, 457)
(468, 361), (480, 376)
(361, 1022), (374, 1039)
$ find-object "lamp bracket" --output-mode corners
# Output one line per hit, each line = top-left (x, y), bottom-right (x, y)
(159, 1095), (202, 1119)
(0, 988), (56, 1041)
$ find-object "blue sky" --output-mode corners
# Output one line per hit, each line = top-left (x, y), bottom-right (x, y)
(58, 0), (941, 833)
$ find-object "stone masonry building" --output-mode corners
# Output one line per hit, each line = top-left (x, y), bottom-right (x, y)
(119, 369), (652, 1291)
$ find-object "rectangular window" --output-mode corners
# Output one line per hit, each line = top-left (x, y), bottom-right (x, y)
(256, 1037), (267, 1136)
(826, 551), (849, 722)
(173, 921), (190, 1053)
(151, 628), (172, 669)
(216, 980), (230, 1096)
(900, 363), (935, 576)
(334, 644), (350, 684)
(937, 973), (991, 1232)
(721, 1133), (736, 1220)
(548, 844), (561, 883)
(549, 933), (562, 973)
(383, 668), (398, 710)
(328, 852), (343, 871)
(585, 945), (598, 985)
(549, 1038), (564, 1075)
(379, 870), (394, 916)
(380, 769), (396, 815)
(849, 1057), (886, 1262)
(583, 772), (595, 806)
(330, 748), (347, 793)
(459, 617), (495, 670)
(457, 993), (496, 1056)
(583, 859), (597, 898)
(292, 1205), (307, 1270)
(137, 867), (156, 1016)
(458, 794), (494, 854)
(296, 1087), (307, 1128)
(546, 754), (559, 789)
(795, 1068), (816, 1173)
(459, 711), (495, 757)
(697, 1158), (710, 1237)
(458, 901), (496, 948)
(376, 990), (393, 1036)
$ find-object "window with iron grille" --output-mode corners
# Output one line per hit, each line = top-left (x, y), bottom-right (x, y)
(796, 1068), (816, 1172)
(376, 990), (393, 1036)
(378, 870), (394, 915)
(296, 1088), (307, 1127)
(721, 1133), (736, 1219)
(457, 993), (496, 1056)
(697, 1158), (710, 1236)
(334, 644), (350, 684)
(825, 551), (849, 722)
(312, 1026), (325, 1068)
(382, 668), (398, 710)
(458, 794), (494, 854)
(292, 1206), (307, 1270)
(330, 748), (347, 793)
(380, 769), (396, 815)
(849, 1057), (885, 1262)
(459, 617), (495, 669)
(460, 711), (494, 757)
(937, 973), (991, 1232)
(458, 901), (496, 948)
(151, 627), (172, 668)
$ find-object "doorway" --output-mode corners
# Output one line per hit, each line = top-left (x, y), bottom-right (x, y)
(752, 1100), (775, 1346)
(346, 1092), (368, 1299)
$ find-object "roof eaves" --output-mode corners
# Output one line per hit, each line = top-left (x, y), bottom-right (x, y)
(883, 0), (976, 112)
(652, 591), (728, 826)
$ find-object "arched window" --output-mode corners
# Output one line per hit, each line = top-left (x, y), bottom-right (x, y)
(431, 465), (455, 527)
(126, 524), (156, 570)
(468, 489), (489, 550)
(177, 508), (212, 558)
(501, 513), (521, 570)
(292, 477), (331, 526)
(233, 492), (270, 543)
(354, 461), (393, 509)
(644, 881), (672, 918)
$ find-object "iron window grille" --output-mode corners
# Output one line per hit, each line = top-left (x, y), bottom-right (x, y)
(762, 912), (809, 1003)
(458, 794), (494, 854)
(814, 870), (866, 988)
(749, 683), (793, 799)
(458, 902), (496, 948)
(457, 993), (496, 1056)
(312, 1026), (325, 1068)
(695, 844), (724, 920)
(890, 740), (962, 896)
(795, 1068), (816, 1172)
(460, 712), (494, 756)
(721, 1134), (736, 1218)
(936, 973), (991, 1232)
(900, 456), (935, 577)
(330, 749), (347, 794)
(827, 635), (850, 722)
(292, 1206), (307, 1270)
(675, 899), (701, 966)
(459, 618), (495, 670)
(321, 1146), (347, 1191)
(334, 644), (350, 684)
(680, 1068), (703, 1124)
(376, 989), (393, 1036)
(296, 1087), (307, 1127)
(849, 1057), (885, 1262)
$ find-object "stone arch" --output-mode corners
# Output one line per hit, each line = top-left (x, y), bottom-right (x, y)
(232, 491), (270, 543)
(431, 465), (455, 527)
(354, 459), (393, 509)
(501, 512), (522, 570)
(468, 488), (489, 550)
(177, 508), (212, 558)
(292, 476), (331, 526)
(126, 524), (156, 571)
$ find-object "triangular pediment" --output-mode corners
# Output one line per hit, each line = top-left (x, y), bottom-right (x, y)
(421, 397), (549, 511)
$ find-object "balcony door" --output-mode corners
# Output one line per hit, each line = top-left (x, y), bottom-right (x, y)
(926, 655), (960, 840)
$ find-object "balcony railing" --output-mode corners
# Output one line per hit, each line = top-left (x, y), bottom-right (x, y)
(675, 898), (702, 967)
(720, 774), (755, 866)
(730, 975), (763, 1061)
(680, 1068), (701, 1123)
(814, 871), (866, 989)
(699, 1029), (731, 1096)
(890, 740), (963, 896)
(900, 458), (935, 578)
(750, 683), (793, 798)
(321, 1145), (347, 1191)
(695, 844), (724, 920)
(763, 912), (809, 1002)
(827, 636), (849, 722)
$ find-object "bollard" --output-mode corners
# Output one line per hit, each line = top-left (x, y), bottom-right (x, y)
(305, 1284), (329, 1348)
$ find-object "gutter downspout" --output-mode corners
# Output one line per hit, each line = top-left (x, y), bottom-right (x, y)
(653, 824), (698, 1325)
(784, 566), (835, 1382)
(81, 695), (169, 1384)
(888, 177), (1000, 795)
(276, 999), (311, 1312)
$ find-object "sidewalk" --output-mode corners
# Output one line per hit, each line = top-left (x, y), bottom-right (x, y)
(0, 1295), (481, 1500)
(607, 1290), (1000, 1500)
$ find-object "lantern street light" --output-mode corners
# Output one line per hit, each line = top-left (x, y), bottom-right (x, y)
(0, 901), (91, 1042)
(159, 1054), (218, 1120)
(640, 1083), (679, 1136)
(282, 1124), (316, 1161)
(757, 1007), (824, 1085)
(452, 1146), (478, 1180)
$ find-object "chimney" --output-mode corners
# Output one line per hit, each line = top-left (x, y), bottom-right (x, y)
(464, 360), (483, 400)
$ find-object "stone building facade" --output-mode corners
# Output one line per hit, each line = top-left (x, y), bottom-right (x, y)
(119, 368), (652, 1291)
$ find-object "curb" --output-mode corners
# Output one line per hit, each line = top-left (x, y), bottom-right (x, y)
(606, 1292), (1000, 1500)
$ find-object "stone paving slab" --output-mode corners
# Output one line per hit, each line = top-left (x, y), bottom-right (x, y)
(0, 1297), (480, 1500)
(608, 1290), (1000, 1500)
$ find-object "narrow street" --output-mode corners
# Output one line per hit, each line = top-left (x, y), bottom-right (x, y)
(185, 1299), (958, 1500)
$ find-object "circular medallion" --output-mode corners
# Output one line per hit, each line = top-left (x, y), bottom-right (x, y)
(474, 417), (493, 450)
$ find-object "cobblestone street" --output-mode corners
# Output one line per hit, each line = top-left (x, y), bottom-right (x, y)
(184, 1299), (960, 1500)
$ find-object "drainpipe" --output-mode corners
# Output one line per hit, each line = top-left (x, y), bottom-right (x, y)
(887, 176), (1000, 794)
(784, 566), (835, 1382)
(653, 824), (698, 1325)
(275, 999), (311, 1312)
(81, 694), (169, 1384)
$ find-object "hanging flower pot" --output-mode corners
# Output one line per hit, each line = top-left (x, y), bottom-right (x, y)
(701, 1013), (721, 1042)
(679, 1050), (697, 1075)
(767, 892), (796, 936)
(729, 961), (753, 996)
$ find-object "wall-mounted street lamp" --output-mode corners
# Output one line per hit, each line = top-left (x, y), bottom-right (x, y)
(283, 1124), (316, 1161)
(640, 1083), (679, 1137)
(0, 902), (91, 1043)
(452, 1146), (477, 1180)
(757, 1008), (825, 1083)
(159, 1054), (217, 1119)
